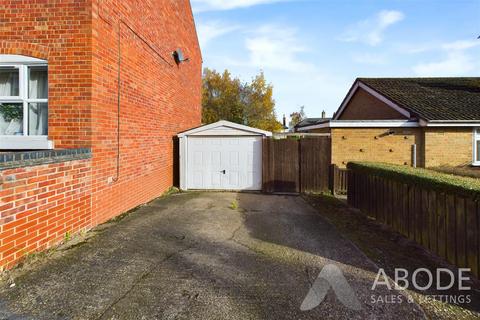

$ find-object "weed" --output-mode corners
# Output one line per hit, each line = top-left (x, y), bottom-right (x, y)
(163, 186), (180, 197)
(229, 199), (238, 210)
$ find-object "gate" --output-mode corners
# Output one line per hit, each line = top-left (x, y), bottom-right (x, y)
(262, 136), (331, 193)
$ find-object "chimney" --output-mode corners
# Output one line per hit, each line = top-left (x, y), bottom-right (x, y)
(321, 110), (326, 119)
(283, 114), (286, 127)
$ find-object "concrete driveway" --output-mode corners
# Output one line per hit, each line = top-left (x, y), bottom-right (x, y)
(0, 192), (424, 319)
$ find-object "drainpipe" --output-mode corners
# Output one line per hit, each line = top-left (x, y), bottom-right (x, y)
(412, 144), (417, 168)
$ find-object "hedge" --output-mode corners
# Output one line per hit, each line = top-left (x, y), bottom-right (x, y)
(347, 162), (480, 200)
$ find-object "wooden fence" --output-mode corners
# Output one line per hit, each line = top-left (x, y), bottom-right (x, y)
(348, 169), (480, 278)
(262, 137), (331, 193)
(330, 164), (348, 195)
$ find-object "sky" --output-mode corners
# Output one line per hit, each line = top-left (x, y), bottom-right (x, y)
(191, 0), (480, 122)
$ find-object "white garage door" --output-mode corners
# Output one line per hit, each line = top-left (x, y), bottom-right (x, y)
(186, 136), (262, 190)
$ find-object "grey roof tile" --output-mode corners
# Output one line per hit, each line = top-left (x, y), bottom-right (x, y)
(358, 77), (480, 121)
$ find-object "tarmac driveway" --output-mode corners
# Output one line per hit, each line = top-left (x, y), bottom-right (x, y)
(0, 192), (424, 319)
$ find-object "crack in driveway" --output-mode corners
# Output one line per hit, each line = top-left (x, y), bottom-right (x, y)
(95, 244), (196, 320)
(0, 192), (425, 320)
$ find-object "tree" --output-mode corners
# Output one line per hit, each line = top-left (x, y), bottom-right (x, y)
(202, 69), (244, 125)
(289, 106), (306, 128)
(202, 68), (283, 132)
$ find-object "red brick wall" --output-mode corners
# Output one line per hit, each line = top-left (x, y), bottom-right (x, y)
(91, 0), (202, 224)
(0, 0), (202, 268)
(337, 88), (407, 120)
(0, 160), (92, 269)
(0, 0), (93, 148)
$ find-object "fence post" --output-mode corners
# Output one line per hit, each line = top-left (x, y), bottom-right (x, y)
(329, 164), (336, 195)
(299, 138), (302, 193)
(262, 137), (267, 192)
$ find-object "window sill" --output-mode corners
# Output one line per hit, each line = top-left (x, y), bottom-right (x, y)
(0, 136), (54, 150)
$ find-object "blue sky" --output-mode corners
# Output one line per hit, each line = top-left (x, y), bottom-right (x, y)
(191, 0), (480, 121)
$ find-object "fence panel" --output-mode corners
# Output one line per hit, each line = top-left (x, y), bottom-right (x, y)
(262, 138), (299, 193)
(300, 137), (331, 192)
(436, 192), (447, 259)
(262, 137), (331, 193)
(347, 169), (480, 278)
(466, 199), (478, 276)
(330, 164), (348, 195)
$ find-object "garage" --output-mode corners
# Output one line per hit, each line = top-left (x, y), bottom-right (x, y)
(178, 120), (272, 191)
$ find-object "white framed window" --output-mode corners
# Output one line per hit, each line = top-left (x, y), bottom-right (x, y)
(473, 128), (480, 166)
(0, 55), (52, 149)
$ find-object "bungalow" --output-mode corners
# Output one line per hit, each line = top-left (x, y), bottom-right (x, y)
(0, 0), (201, 268)
(297, 78), (480, 169)
(294, 112), (331, 131)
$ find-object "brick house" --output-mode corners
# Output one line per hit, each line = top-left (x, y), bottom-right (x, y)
(296, 78), (480, 168)
(0, 0), (202, 268)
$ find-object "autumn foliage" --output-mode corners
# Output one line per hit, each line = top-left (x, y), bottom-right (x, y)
(202, 68), (283, 132)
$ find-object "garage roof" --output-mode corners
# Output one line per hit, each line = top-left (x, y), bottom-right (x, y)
(177, 120), (272, 137)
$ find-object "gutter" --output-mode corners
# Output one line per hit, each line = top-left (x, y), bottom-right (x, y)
(298, 119), (480, 131)
(420, 119), (480, 127)
(297, 120), (420, 131)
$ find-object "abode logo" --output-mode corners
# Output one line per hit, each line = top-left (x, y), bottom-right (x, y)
(370, 267), (472, 305)
(301, 265), (472, 311)
(300, 264), (362, 311)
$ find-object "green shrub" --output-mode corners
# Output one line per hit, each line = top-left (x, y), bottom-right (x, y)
(430, 165), (480, 179)
(347, 162), (480, 199)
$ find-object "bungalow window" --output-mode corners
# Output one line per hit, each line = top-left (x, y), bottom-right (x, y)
(474, 129), (480, 166)
(0, 57), (48, 137)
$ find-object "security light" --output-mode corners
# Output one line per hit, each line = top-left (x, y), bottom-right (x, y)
(172, 49), (189, 64)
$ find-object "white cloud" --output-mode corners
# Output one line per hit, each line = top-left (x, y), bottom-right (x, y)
(395, 42), (436, 54)
(191, 0), (293, 12)
(413, 52), (475, 76)
(352, 53), (388, 65)
(340, 10), (405, 46)
(196, 21), (239, 49)
(441, 40), (479, 51)
(398, 39), (479, 54)
(413, 39), (480, 76)
(245, 25), (313, 72)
